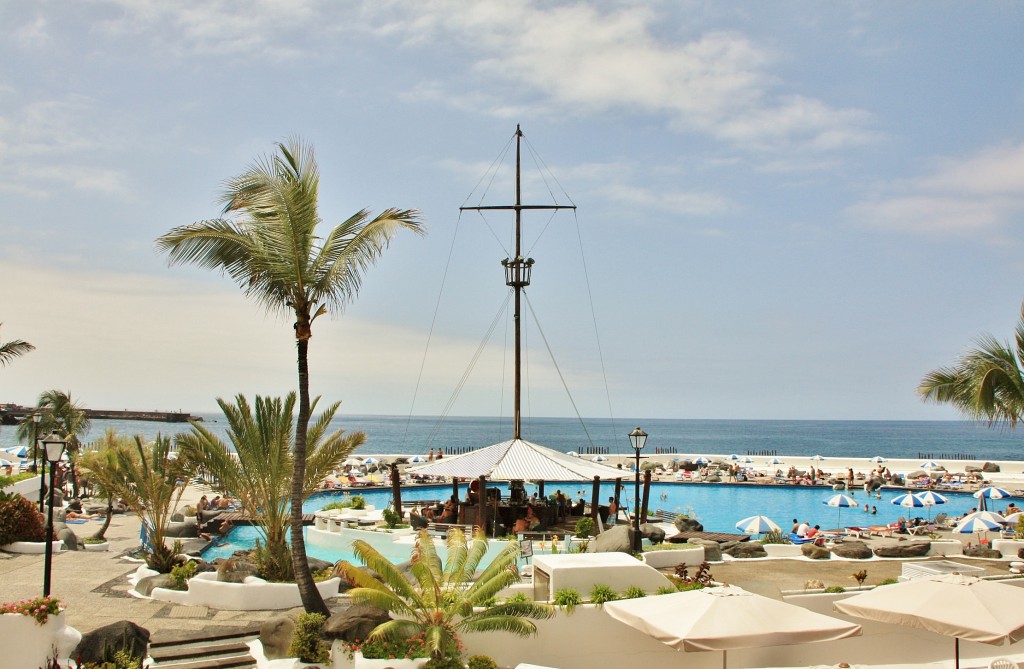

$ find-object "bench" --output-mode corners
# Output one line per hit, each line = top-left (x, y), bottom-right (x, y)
(427, 523), (478, 537)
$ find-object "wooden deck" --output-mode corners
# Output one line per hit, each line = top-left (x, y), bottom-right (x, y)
(668, 531), (751, 543)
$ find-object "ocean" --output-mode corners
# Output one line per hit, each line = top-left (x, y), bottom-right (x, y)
(2, 414), (1023, 462)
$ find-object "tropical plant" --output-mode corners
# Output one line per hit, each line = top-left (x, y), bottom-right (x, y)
(0, 596), (62, 624)
(574, 516), (594, 538)
(589, 584), (617, 606)
(622, 586), (647, 599)
(174, 393), (362, 581)
(0, 490), (48, 544)
(79, 429), (135, 541)
(335, 528), (553, 663)
(918, 304), (1024, 427)
(156, 138), (422, 614)
(673, 561), (715, 591)
(0, 323), (34, 367)
(467, 655), (498, 669)
(288, 612), (330, 664)
(552, 588), (582, 613)
(105, 435), (189, 572)
(169, 560), (198, 590)
(22, 390), (92, 497)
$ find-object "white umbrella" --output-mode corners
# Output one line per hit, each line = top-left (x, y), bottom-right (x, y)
(823, 494), (858, 528)
(0, 458), (14, 468)
(920, 460), (942, 469)
(694, 456), (712, 465)
(1004, 511), (1023, 525)
(342, 458), (363, 466)
(954, 511), (1005, 541)
(605, 586), (861, 669)
(974, 486), (1012, 500)
(362, 457), (380, 464)
(890, 493), (926, 508)
(810, 454), (826, 462)
(407, 455), (427, 463)
(766, 457), (784, 465)
(739, 457), (752, 464)
(868, 456), (886, 464)
(566, 451), (579, 457)
(735, 515), (780, 535)
(835, 573), (1024, 669)
(3, 446), (28, 458)
(590, 455), (607, 462)
(727, 454), (741, 461)
(914, 490), (949, 519)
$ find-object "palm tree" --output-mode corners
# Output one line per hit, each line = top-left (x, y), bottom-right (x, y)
(175, 393), (364, 581)
(335, 528), (553, 664)
(34, 390), (91, 497)
(918, 304), (1024, 427)
(78, 429), (134, 541)
(109, 434), (189, 572)
(156, 138), (422, 614)
(0, 323), (34, 367)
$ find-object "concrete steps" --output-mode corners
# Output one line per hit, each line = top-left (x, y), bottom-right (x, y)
(148, 629), (258, 669)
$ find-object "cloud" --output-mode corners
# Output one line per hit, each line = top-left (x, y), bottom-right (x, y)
(374, 1), (876, 153)
(849, 142), (1024, 235)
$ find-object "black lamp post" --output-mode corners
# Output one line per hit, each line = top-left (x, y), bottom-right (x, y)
(33, 414), (45, 512)
(629, 426), (647, 553)
(41, 431), (67, 598)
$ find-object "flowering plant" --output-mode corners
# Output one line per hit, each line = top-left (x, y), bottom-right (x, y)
(342, 631), (432, 660)
(0, 596), (63, 624)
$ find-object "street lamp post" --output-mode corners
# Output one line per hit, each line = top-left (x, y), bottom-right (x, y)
(629, 427), (648, 553)
(41, 432), (67, 598)
(33, 413), (44, 512)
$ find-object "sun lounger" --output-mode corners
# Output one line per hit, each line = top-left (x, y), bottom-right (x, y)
(870, 525), (896, 537)
(788, 533), (814, 545)
(845, 527), (872, 539)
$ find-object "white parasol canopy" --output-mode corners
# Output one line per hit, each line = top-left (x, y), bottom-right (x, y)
(405, 438), (626, 481)
(834, 573), (1024, 669)
(605, 586), (861, 669)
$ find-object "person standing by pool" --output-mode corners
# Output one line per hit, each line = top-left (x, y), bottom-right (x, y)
(607, 497), (618, 525)
(428, 448), (435, 461)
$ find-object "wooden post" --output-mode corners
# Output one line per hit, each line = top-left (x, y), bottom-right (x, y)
(538, 480), (545, 499)
(452, 477), (459, 502)
(477, 475), (487, 532)
(641, 470), (652, 524)
(390, 464), (403, 519)
(614, 477), (622, 509)
(590, 476), (601, 525)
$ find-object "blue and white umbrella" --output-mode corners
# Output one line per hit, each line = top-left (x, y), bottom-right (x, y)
(0, 458), (14, 468)
(693, 456), (712, 465)
(920, 460), (942, 469)
(2, 446), (28, 458)
(914, 491), (948, 506)
(824, 494), (858, 528)
(974, 486), (1012, 500)
(727, 454), (741, 461)
(567, 451), (580, 458)
(362, 457), (380, 464)
(891, 493), (926, 508)
(810, 454), (826, 462)
(591, 455), (607, 462)
(407, 455), (427, 463)
(739, 457), (752, 464)
(765, 457), (784, 466)
(868, 456), (886, 464)
(954, 512), (1003, 535)
(735, 515), (781, 535)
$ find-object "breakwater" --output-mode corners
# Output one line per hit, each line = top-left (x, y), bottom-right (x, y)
(0, 404), (201, 425)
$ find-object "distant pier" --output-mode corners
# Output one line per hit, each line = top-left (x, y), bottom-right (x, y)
(0, 404), (202, 425)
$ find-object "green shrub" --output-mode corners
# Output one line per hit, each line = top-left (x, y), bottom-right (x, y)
(622, 586), (647, 599)
(425, 657), (465, 669)
(467, 655), (498, 669)
(83, 536), (107, 545)
(504, 592), (531, 605)
(79, 648), (142, 669)
(351, 631), (431, 660)
(656, 585), (678, 595)
(824, 586), (846, 593)
(168, 560), (198, 590)
(252, 539), (293, 582)
(0, 491), (48, 544)
(349, 495), (366, 510)
(312, 567), (334, 582)
(877, 578), (899, 586)
(382, 507), (401, 528)
(574, 516), (595, 538)
(146, 540), (184, 574)
(589, 584), (618, 606)
(0, 472), (35, 488)
(288, 612), (330, 664)
(553, 588), (582, 613)
(760, 529), (789, 544)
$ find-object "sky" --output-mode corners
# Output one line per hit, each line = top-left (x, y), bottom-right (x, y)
(2, 1), (1023, 422)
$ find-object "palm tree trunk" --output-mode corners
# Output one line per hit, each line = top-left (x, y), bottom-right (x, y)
(291, 336), (329, 615)
(93, 497), (113, 541)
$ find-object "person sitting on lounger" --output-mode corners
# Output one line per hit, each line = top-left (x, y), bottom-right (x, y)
(409, 504), (428, 530)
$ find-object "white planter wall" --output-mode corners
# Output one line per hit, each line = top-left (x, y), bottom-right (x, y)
(150, 572), (341, 610)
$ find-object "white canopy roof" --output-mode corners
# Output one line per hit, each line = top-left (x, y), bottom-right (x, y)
(406, 438), (626, 481)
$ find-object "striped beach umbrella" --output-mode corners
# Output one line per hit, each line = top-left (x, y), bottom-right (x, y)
(868, 456), (886, 464)
(567, 451), (580, 457)
(407, 455), (427, 463)
(0, 458), (14, 468)
(913, 490), (949, 518)
(810, 454), (826, 462)
(591, 455), (607, 462)
(765, 457), (784, 466)
(974, 487), (1012, 500)
(920, 461), (942, 469)
(954, 512), (1003, 536)
(891, 493), (926, 508)
(727, 454), (741, 461)
(362, 457), (380, 464)
(693, 456), (712, 465)
(739, 456), (752, 464)
(735, 515), (780, 535)
(2, 446), (28, 458)
(1004, 512), (1023, 526)
(824, 494), (858, 528)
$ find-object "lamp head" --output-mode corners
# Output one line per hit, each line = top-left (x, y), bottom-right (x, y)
(629, 426), (648, 453)
(40, 432), (67, 463)
(32, 413), (40, 424)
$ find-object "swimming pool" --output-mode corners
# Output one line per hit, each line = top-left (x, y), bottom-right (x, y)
(202, 481), (992, 562)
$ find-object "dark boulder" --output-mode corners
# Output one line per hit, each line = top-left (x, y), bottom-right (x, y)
(56, 524), (79, 551)
(640, 523), (666, 545)
(726, 542), (767, 559)
(965, 465), (982, 473)
(965, 545), (1002, 559)
(687, 538), (722, 562)
(982, 462), (1001, 473)
(801, 544), (831, 560)
(134, 573), (173, 596)
(217, 557), (259, 583)
(830, 540), (872, 560)
(322, 604), (391, 641)
(260, 609), (302, 660)
(164, 517), (199, 538)
(674, 516), (704, 533)
(74, 621), (150, 667)
(586, 524), (635, 554)
(873, 542), (930, 558)
(171, 512), (185, 522)
(307, 556), (334, 574)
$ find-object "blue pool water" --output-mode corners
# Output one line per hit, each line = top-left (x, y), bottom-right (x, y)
(201, 481), (997, 562)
